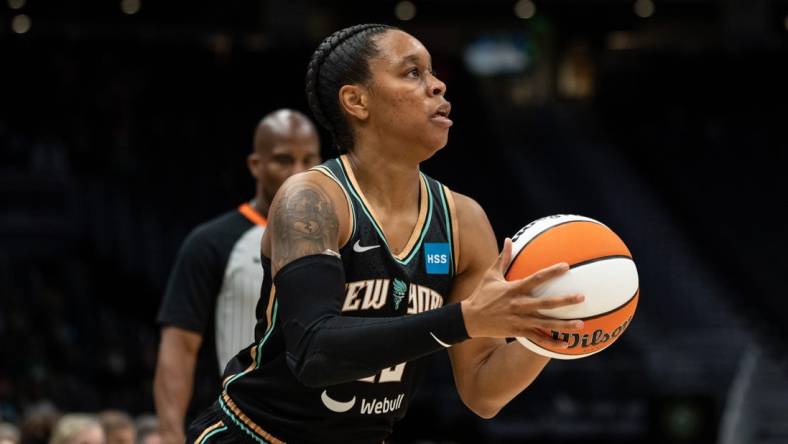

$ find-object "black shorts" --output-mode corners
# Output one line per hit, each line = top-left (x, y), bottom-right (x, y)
(186, 403), (245, 444)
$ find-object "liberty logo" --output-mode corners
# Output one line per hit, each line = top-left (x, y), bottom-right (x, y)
(392, 279), (407, 309)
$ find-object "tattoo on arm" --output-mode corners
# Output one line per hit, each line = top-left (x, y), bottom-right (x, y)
(271, 183), (339, 274)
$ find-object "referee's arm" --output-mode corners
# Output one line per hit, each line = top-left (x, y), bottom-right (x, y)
(154, 228), (221, 444)
(155, 327), (202, 444)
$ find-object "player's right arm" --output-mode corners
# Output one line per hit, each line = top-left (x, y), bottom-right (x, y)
(268, 172), (469, 387)
(268, 172), (346, 275)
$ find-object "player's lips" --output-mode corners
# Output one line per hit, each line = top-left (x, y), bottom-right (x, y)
(430, 102), (453, 127)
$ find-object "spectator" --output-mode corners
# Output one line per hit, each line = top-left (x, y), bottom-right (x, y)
(97, 412), (134, 444)
(0, 422), (20, 444)
(132, 416), (159, 444)
(49, 415), (103, 444)
(20, 403), (60, 444)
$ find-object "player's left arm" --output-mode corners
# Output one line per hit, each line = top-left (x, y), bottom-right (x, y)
(447, 192), (558, 419)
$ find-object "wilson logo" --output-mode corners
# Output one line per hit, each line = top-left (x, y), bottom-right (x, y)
(550, 316), (632, 349)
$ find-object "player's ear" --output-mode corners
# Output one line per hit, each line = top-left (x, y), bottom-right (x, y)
(247, 152), (262, 179)
(339, 84), (369, 122)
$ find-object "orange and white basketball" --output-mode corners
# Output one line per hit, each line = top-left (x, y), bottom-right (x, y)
(505, 214), (639, 360)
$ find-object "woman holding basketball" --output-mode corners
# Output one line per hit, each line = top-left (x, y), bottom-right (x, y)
(187, 24), (585, 444)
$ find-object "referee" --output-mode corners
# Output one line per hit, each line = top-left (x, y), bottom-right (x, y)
(153, 109), (321, 444)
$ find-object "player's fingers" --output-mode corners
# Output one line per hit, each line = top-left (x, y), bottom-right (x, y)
(528, 316), (584, 332)
(513, 262), (569, 291)
(533, 293), (585, 310)
(493, 237), (513, 274)
(522, 329), (570, 349)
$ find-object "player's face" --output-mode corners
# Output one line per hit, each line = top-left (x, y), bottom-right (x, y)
(259, 134), (321, 203)
(365, 30), (451, 158)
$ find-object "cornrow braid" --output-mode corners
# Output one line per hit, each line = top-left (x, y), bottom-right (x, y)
(305, 23), (395, 153)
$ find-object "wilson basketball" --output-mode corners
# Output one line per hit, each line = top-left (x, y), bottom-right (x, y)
(505, 214), (639, 359)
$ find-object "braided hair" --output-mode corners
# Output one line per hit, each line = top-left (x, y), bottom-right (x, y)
(305, 24), (396, 153)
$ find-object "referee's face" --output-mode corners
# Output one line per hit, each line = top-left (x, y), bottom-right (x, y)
(259, 134), (321, 204)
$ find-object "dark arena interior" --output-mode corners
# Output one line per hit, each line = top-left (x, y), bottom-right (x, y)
(1, 1), (787, 443)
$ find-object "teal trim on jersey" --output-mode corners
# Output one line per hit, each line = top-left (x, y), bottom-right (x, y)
(436, 185), (455, 277)
(336, 158), (433, 265)
(405, 175), (433, 264)
(312, 164), (357, 241)
(255, 300), (278, 367)
(217, 300), (278, 444)
(222, 299), (278, 389)
(198, 424), (229, 444)
(217, 399), (270, 444)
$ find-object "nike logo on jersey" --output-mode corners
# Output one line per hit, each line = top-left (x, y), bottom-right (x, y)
(353, 240), (380, 253)
(320, 390), (356, 413)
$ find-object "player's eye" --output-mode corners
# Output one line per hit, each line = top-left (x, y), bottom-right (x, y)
(407, 67), (420, 78)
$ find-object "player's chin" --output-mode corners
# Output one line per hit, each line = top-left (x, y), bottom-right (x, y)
(420, 135), (449, 159)
(426, 127), (450, 149)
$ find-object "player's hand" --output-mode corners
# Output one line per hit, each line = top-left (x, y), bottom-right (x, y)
(460, 238), (585, 348)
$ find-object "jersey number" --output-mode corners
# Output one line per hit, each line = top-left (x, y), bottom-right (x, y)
(358, 362), (406, 383)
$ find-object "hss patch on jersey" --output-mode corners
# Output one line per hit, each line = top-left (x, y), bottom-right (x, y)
(424, 242), (450, 274)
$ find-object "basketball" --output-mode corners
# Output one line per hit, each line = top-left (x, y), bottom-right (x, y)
(505, 214), (639, 360)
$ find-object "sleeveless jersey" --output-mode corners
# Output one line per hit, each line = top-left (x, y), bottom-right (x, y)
(217, 155), (460, 443)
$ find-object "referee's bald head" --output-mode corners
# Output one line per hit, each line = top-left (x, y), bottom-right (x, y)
(247, 109), (321, 216)
(253, 109), (318, 156)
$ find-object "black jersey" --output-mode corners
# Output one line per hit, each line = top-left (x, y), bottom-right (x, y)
(217, 155), (460, 443)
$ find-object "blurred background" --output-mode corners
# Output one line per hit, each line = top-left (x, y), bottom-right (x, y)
(1, 0), (787, 443)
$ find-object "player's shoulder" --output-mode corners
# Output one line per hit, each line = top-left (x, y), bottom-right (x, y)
(448, 190), (497, 275)
(449, 190), (489, 229)
(268, 169), (352, 249)
(273, 169), (348, 210)
(279, 168), (339, 191)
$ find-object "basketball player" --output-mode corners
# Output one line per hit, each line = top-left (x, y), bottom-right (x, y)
(186, 25), (585, 443)
(154, 110), (321, 444)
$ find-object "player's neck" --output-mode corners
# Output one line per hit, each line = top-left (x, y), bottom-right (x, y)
(345, 145), (420, 212)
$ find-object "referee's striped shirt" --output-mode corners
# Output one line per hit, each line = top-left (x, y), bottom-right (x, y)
(158, 203), (267, 373)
